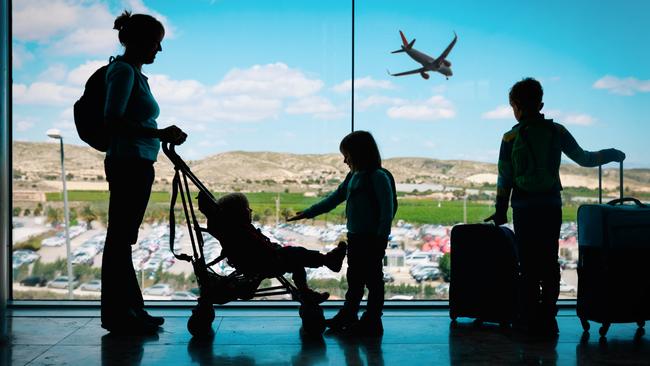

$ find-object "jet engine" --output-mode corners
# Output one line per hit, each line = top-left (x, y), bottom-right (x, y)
(443, 60), (452, 67)
(420, 71), (430, 80)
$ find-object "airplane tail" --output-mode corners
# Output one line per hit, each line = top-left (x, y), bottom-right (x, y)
(398, 30), (415, 49)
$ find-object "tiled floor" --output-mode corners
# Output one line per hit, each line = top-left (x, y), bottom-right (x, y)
(1, 308), (649, 365)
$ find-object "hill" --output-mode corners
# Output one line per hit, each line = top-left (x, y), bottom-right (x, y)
(11, 141), (649, 193)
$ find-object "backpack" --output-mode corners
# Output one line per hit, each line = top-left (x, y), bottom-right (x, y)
(73, 57), (134, 152)
(343, 167), (398, 219)
(511, 120), (560, 192)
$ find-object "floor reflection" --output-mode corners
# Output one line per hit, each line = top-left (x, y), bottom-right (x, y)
(101, 332), (160, 366)
(186, 332), (255, 366)
(576, 328), (650, 365)
(449, 321), (558, 365)
(326, 330), (385, 366)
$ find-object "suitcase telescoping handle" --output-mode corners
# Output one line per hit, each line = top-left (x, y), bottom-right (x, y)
(598, 161), (623, 204)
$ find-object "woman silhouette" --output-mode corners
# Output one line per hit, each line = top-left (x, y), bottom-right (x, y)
(101, 10), (186, 334)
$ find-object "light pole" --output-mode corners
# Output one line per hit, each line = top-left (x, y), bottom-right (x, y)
(46, 129), (74, 299)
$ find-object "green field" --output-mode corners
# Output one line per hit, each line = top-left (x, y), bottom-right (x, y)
(47, 190), (582, 224)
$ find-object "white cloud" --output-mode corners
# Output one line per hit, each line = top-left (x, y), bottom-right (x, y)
(285, 96), (345, 119)
(213, 63), (323, 98)
(50, 28), (119, 56)
(333, 76), (395, 93)
(148, 74), (207, 103)
(386, 95), (455, 121)
(545, 110), (596, 126)
(14, 118), (35, 132)
(66, 60), (107, 85)
(357, 95), (406, 110)
(13, 0), (172, 56)
(563, 114), (596, 126)
(481, 105), (512, 119)
(38, 64), (68, 82)
(593, 75), (650, 96)
(13, 82), (81, 106)
(12, 0), (81, 41)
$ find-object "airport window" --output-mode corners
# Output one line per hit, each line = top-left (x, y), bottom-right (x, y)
(9, 1), (650, 302)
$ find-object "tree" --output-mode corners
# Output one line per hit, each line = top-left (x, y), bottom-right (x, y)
(280, 208), (294, 221)
(34, 203), (43, 216)
(79, 205), (98, 227)
(439, 253), (451, 282)
(46, 206), (63, 225)
(13, 207), (22, 216)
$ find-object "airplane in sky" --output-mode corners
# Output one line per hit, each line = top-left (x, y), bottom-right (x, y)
(387, 30), (457, 80)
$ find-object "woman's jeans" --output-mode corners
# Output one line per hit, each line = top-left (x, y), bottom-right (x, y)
(101, 157), (154, 324)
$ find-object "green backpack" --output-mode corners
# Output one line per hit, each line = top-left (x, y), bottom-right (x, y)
(511, 120), (560, 193)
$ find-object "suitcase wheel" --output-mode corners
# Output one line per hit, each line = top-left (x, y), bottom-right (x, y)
(580, 318), (590, 332)
(637, 320), (645, 329)
(599, 323), (610, 337)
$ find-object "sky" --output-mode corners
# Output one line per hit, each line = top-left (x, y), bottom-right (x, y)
(11, 0), (650, 167)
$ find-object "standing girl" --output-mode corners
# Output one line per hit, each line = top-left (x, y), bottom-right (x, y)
(289, 131), (395, 336)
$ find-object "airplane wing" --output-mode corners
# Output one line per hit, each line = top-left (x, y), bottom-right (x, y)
(436, 32), (457, 62)
(387, 67), (426, 77)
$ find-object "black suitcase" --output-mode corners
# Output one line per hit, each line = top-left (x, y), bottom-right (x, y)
(577, 162), (650, 337)
(449, 223), (519, 326)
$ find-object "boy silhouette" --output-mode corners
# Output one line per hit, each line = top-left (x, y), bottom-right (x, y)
(486, 77), (625, 337)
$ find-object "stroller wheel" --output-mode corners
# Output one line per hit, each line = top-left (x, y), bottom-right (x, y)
(187, 302), (215, 338)
(299, 302), (325, 335)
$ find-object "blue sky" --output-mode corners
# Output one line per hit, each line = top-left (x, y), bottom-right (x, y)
(12, 0), (650, 167)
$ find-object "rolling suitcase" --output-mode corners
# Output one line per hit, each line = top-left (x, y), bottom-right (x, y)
(449, 224), (519, 326)
(577, 162), (650, 337)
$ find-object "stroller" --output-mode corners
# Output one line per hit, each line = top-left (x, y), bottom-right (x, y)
(162, 143), (326, 337)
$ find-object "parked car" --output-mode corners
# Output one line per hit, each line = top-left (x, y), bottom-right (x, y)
(143, 283), (173, 296)
(19, 276), (47, 287)
(171, 291), (198, 300)
(409, 263), (438, 277)
(79, 279), (102, 292)
(47, 276), (79, 289)
(12, 250), (40, 269)
(383, 270), (395, 283)
(414, 267), (441, 282)
(405, 251), (433, 266)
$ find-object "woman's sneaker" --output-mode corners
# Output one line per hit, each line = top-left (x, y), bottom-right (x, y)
(324, 241), (347, 272)
(135, 309), (165, 326)
(325, 309), (358, 331)
(347, 313), (384, 336)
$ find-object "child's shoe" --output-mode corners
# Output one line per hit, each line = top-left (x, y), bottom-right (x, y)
(301, 289), (330, 304)
(324, 241), (347, 272)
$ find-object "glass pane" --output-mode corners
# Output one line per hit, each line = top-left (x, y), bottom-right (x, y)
(355, 0), (650, 299)
(12, 1), (351, 300)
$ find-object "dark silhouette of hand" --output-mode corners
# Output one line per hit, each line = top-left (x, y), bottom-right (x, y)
(287, 211), (307, 222)
(484, 211), (507, 226)
(159, 125), (187, 145)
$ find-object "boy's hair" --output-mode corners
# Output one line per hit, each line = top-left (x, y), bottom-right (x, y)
(339, 130), (382, 171)
(509, 77), (543, 112)
(216, 193), (249, 217)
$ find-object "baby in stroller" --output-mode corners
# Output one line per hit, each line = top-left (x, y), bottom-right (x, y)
(200, 192), (347, 303)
